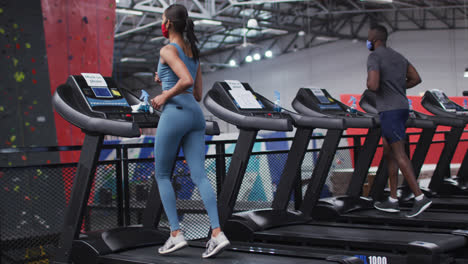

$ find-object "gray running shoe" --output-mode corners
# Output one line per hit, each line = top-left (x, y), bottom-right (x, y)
(374, 199), (400, 213)
(202, 232), (230, 258)
(158, 232), (188, 255)
(406, 196), (432, 218)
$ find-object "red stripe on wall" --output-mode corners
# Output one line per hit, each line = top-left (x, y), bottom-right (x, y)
(340, 94), (468, 168)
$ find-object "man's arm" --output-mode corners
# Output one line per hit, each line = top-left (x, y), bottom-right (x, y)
(367, 70), (380, 92)
(366, 53), (380, 92)
(406, 63), (422, 89)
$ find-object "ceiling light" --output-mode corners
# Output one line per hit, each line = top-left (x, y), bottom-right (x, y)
(120, 57), (147, 63)
(194, 19), (223, 26)
(133, 72), (153, 77)
(150, 36), (165, 42)
(464, 68), (468, 78)
(316, 36), (339, 41)
(257, 10), (272, 20)
(239, 9), (255, 17)
(247, 18), (259, 28)
(261, 28), (289, 35)
(116, 8), (143, 16)
(360, 0), (393, 3)
(265, 50), (273, 58)
(245, 55), (253, 63)
(253, 53), (261, 61)
(298, 30), (306, 36)
(229, 59), (237, 67)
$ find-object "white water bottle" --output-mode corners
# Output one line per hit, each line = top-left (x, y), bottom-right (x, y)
(348, 96), (357, 114)
(408, 99), (416, 118)
(274, 91), (281, 112)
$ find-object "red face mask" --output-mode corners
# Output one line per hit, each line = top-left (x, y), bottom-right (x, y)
(161, 22), (169, 38)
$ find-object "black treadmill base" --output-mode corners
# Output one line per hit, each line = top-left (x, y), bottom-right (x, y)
(399, 197), (468, 211)
(340, 209), (468, 229)
(99, 245), (358, 264)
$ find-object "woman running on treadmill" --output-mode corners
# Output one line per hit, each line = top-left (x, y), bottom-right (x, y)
(150, 4), (230, 258)
(366, 24), (432, 218)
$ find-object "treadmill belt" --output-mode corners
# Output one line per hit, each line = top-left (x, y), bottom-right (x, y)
(343, 209), (468, 228)
(432, 197), (468, 205)
(426, 197), (468, 208)
(99, 246), (336, 264)
(255, 224), (466, 252)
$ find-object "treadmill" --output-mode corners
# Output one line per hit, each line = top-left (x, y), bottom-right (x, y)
(52, 74), (361, 264)
(359, 90), (468, 211)
(421, 90), (468, 195)
(308, 89), (468, 231)
(207, 83), (467, 264)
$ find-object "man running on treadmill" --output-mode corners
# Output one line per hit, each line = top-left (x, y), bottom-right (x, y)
(366, 24), (432, 218)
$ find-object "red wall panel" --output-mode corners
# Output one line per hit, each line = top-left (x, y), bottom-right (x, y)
(41, 0), (116, 163)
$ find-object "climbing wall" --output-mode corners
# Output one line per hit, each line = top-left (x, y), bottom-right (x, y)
(41, 0), (116, 163)
(0, 0), (59, 166)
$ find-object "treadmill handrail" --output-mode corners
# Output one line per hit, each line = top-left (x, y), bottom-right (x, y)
(205, 120), (220, 135)
(53, 85), (141, 138)
(121, 88), (219, 135)
(284, 109), (345, 130)
(292, 97), (328, 118)
(422, 99), (468, 123)
(405, 118), (434, 129)
(360, 91), (435, 128)
(422, 91), (468, 122)
(418, 113), (466, 127)
(203, 92), (293, 132)
(293, 97), (376, 129)
(252, 92), (346, 130)
(360, 101), (435, 128)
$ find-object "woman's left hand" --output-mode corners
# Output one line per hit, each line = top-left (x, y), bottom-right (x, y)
(151, 94), (168, 110)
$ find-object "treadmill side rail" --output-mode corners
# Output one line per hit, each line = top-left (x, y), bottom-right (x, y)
(452, 229), (468, 237)
(408, 241), (441, 254)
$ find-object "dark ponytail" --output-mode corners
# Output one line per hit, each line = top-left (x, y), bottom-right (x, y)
(164, 4), (200, 60)
(185, 18), (199, 60)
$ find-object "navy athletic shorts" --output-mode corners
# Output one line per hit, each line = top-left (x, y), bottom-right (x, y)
(379, 109), (409, 144)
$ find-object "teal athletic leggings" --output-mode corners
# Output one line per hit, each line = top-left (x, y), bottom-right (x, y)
(154, 93), (220, 231)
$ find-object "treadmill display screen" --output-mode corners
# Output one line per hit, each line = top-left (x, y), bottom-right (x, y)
(443, 102), (461, 111)
(228, 89), (263, 109)
(433, 90), (463, 112)
(91, 87), (113, 98)
(309, 88), (343, 111)
(318, 103), (342, 111)
(310, 88), (331, 104)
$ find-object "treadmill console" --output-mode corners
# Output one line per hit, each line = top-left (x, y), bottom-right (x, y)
(211, 81), (289, 119)
(66, 74), (160, 127)
(423, 89), (468, 116)
(293, 87), (377, 128)
(204, 81), (293, 131)
(307, 87), (344, 111)
(295, 88), (362, 116)
(69, 73), (132, 115)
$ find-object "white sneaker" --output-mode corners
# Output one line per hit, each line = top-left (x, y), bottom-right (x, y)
(158, 232), (188, 255)
(202, 232), (230, 258)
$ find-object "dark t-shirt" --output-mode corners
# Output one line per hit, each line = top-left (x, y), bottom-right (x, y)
(367, 46), (409, 112)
